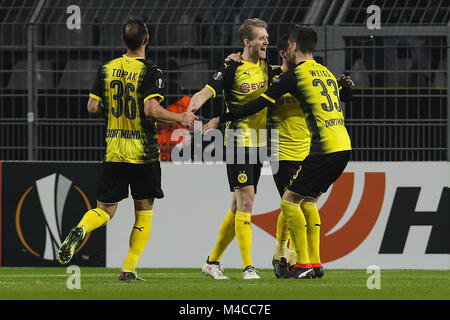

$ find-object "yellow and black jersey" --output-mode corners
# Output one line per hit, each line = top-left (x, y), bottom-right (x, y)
(205, 59), (270, 147)
(263, 60), (351, 154)
(90, 54), (165, 164)
(268, 66), (310, 161)
(220, 60), (352, 155)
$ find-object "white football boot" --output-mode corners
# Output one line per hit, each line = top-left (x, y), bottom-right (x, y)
(202, 258), (229, 280)
(242, 266), (260, 279)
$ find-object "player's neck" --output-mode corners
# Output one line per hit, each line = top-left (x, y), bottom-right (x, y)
(241, 49), (259, 64)
(294, 52), (314, 64)
(125, 48), (146, 59)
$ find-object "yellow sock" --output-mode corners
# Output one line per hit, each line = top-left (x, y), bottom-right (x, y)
(288, 239), (297, 266)
(235, 211), (253, 269)
(77, 208), (110, 234)
(301, 202), (321, 266)
(209, 210), (236, 262)
(122, 210), (153, 272)
(274, 210), (290, 260)
(280, 200), (310, 266)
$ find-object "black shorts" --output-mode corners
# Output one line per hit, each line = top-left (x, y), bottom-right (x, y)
(288, 150), (351, 199)
(226, 147), (264, 193)
(271, 160), (302, 197)
(97, 161), (164, 203)
(227, 162), (263, 193)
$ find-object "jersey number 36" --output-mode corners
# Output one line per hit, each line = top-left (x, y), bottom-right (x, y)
(110, 80), (137, 120)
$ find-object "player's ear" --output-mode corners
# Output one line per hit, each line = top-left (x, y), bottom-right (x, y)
(291, 41), (298, 52)
(143, 35), (149, 47)
(121, 34), (126, 44)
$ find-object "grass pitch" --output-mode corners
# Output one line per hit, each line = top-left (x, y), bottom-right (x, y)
(0, 267), (448, 300)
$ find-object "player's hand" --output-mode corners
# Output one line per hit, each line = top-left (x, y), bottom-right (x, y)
(202, 117), (220, 134)
(225, 52), (241, 63)
(337, 74), (355, 88)
(179, 111), (197, 129)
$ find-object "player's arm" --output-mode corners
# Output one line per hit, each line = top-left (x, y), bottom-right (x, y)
(88, 65), (105, 117)
(145, 98), (196, 128)
(141, 66), (195, 126)
(203, 70), (295, 133)
(202, 95), (272, 133)
(187, 62), (235, 113)
(202, 70), (296, 133)
(87, 97), (104, 116)
(186, 86), (214, 113)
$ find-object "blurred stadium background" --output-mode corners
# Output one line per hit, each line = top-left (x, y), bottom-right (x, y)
(0, 1), (448, 274)
(0, 0), (448, 162)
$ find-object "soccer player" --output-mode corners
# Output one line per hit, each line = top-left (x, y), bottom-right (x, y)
(269, 34), (354, 279)
(186, 18), (271, 280)
(58, 19), (196, 281)
(223, 34), (354, 279)
(204, 25), (353, 279)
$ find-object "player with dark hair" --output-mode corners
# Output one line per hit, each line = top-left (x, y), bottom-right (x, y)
(269, 34), (354, 278)
(204, 25), (353, 279)
(58, 19), (196, 281)
(186, 18), (271, 280)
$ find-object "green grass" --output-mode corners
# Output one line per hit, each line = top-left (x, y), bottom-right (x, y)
(0, 268), (448, 300)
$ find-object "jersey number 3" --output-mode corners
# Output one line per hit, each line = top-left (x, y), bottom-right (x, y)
(110, 80), (137, 120)
(312, 79), (342, 113)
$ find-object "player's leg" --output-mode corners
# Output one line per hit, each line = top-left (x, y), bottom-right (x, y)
(271, 161), (289, 261)
(234, 185), (255, 271)
(202, 192), (237, 280)
(209, 192), (237, 262)
(300, 197), (323, 277)
(285, 150), (351, 279)
(301, 150), (351, 279)
(77, 202), (116, 234)
(234, 159), (263, 279)
(272, 161), (302, 278)
(120, 162), (164, 281)
(280, 190), (312, 272)
(120, 198), (154, 281)
(58, 163), (126, 265)
(288, 238), (297, 269)
(77, 162), (127, 235)
(58, 201), (117, 265)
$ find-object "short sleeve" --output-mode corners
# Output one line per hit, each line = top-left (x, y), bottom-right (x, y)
(205, 61), (237, 98)
(89, 66), (104, 102)
(142, 66), (165, 103)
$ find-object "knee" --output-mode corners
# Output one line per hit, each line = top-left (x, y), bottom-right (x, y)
(239, 201), (253, 213)
(280, 199), (293, 213)
(238, 195), (254, 213)
(97, 202), (117, 220)
(235, 187), (255, 213)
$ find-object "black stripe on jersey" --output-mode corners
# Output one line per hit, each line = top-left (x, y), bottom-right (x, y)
(289, 71), (323, 155)
(266, 66), (283, 158)
(138, 62), (160, 163)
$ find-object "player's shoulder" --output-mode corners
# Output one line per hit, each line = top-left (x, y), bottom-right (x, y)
(223, 60), (242, 71)
(271, 66), (283, 77)
(139, 59), (162, 72)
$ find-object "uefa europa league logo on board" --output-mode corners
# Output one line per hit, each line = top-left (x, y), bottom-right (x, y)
(15, 173), (92, 261)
